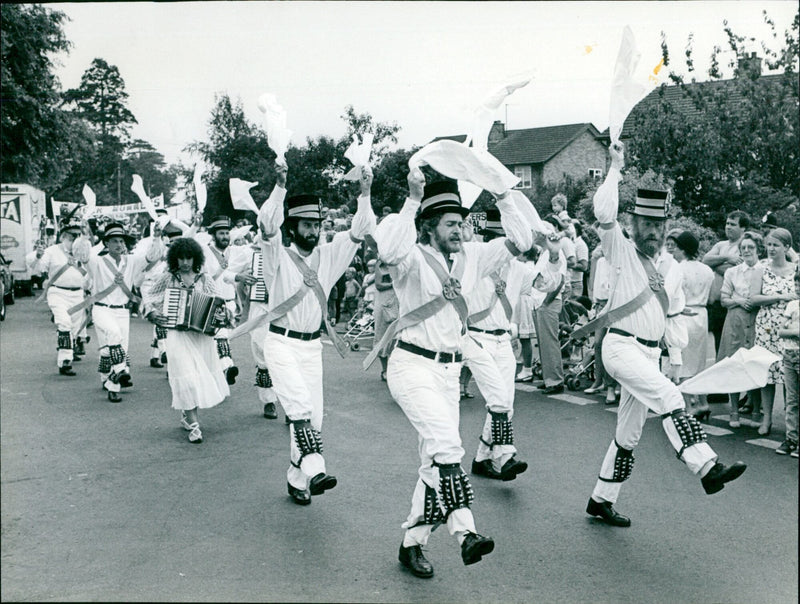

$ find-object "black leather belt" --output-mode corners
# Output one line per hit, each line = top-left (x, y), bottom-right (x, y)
(468, 327), (508, 336)
(52, 285), (82, 291)
(269, 324), (320, 341)
(608, 327), (660, 348)
(95, 302), (128, 309)
(396, 340), (463, 363)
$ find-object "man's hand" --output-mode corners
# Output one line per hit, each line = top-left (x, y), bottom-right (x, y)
(359, 165), (373, 197)
(668, 364), (681, 385)
(152, 222), (162, 238)
(193, 212), (203, 227)
(407, 167), (425, 202)
(609, 142), (625, 171)
(235, 271), (257, 285)
(147, 311), (170, 327)
(275, 161), (287, 188)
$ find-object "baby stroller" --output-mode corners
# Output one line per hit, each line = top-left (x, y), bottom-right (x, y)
(343, 300), (375, 351)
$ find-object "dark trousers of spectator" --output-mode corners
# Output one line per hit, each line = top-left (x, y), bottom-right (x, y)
(707, 301), (729, 403)
(533, 298), (564, 387)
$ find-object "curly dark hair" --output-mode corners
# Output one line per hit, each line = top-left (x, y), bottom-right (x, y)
(167, 237), (205, 273)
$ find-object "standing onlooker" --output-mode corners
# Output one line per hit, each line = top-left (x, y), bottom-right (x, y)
(775, 266), (800, 456)
(703, 211), (750, 354)
(570, 221), (590, 298)
(584, 246), (617, 404)
(751, 228), (798, 436)
(372, 260), (399, 381)
(342, 266), (362, 323)
(717, 231), (764, 427)
(672, 231), (715, 419)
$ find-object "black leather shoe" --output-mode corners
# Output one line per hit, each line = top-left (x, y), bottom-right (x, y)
(287, 482), (311, 505)
(500, 458), (528, 481)
(72, 354), (83, 362)
(59, 363), (76, 376)
(150, 358), (164, 368)
(309, 473), (337, 496)
(472, 458), (501, 479)
(107, 391), (122, 403)
(460, 532), (494, 565)
(161, 352), (168, 364)
(701, 461), (747, 495)
(542, 383), (565, 395)
(586, 498), (631, 527)
(119, 373), (133, 388)
(263, 402), (278, 419)
(398, 544), (434, 578)
(226, 366), (239, 385)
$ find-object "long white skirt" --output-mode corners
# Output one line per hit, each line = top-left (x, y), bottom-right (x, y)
(166, 329), (229, 410)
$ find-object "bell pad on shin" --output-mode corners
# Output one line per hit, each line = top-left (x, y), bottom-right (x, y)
(435, 462), (475, 516)
(57, 330), (72, 350)
(291, 419), (323, 460)
(255, 367), (273, 388)
(216, 338), (232, 358)
(490, 411), (514, 446)
(664, 410), (707, 459)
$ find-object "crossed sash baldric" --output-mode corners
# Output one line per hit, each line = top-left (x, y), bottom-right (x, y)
(569, 247), (669, 342)
(35, 255), (87, 304)
(229, 247), (348, 357)
(467, 268), (513, 326)
(67, 257), (140, 314)
(363, 246), (469, 370)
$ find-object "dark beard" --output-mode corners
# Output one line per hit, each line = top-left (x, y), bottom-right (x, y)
(294, 232), (319, 252)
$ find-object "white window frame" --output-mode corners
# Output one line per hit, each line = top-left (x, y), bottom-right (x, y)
(514, 165), (532, 189)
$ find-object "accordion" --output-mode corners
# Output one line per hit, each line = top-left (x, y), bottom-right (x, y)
(249, 249), (268, 302)
(162, 287), (228, 335)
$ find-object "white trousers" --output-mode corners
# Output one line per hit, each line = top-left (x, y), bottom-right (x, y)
(47, 287), (84, 367)
(387, 347), (476, 547)
(263, 329), (325, 490)
(93, 305), (131, 393)
(464, 331), (518, 469)
(249, 302), (277, 404)
(591, 332), (718, 504)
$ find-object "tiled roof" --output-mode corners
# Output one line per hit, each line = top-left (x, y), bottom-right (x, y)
(622, 74), (786, 137)
(431, 123), (603, 166)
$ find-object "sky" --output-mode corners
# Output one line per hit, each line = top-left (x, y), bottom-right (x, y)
(47, 1), (798, 167)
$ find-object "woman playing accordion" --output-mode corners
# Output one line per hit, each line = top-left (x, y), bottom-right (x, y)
(144, 237), (230, 443)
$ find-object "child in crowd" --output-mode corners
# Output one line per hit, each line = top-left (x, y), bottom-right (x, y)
(342, 266), (362, 321)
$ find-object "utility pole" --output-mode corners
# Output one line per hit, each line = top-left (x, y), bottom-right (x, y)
(116, 162), (121, 204)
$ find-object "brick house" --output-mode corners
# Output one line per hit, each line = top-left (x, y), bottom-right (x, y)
(432, 121), (609, 201)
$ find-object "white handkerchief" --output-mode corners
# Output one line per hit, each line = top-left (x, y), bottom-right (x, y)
(469, 76), (531, 151)
(131, 174), (158, 221)
(229, 225), (252, 243)
(608, 26), (650, 145)
(229, 178), (260, 214)
(343, 133), (375, 181)
(409, 140), (519, 196)
(82, 184), (96, 209)
(193, 163), (207, 213)
(679, 346), (781, 395)
(458, 181), (483, 210)
(509, 190), (547, 234)
(258, 93), (292, 167)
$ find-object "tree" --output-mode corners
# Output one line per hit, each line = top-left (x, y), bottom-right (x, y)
(626, 10), (799, 240)
(64, 58), (137, 139)
(0, 4), (75, 189)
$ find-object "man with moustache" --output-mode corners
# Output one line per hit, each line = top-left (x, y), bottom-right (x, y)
(257, 163), (375, 506)
(373, 173), (532, 578)
(582, 143), (746, 528)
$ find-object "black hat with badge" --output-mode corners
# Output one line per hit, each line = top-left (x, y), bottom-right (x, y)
(417, 180), (470, 221)
(631, 188), (670, 220)
(208, 215), (233, 232)
(285, 194), (323, 220)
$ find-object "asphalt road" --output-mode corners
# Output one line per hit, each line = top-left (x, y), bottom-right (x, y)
(1, 297), (797, 603)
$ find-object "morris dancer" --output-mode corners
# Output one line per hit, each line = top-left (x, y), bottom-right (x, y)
(372, 174), (531, 578)
(198, 216), (257, 385)
(144, 238), (230, 443)
(38, 218), (88, 376)
(578, 143), (746, 527)
(77, 222), (156, 402)
(256, 163), (374, 505)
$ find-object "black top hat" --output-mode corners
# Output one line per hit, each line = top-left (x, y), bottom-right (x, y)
(631, 188), (670, 220)
(418, 181), (469, 220)
(102, 222), (135, 244)
(208, 216), (232, 232)
(162, 223), (183, 239)
(286, 194), (322, 220)
(59, 218), (82, 235)
(479, 207), (504, 236)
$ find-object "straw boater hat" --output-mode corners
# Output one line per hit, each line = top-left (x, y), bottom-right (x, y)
(478, 207), (504, 237)
(102, 222), (136, 246)
(630, 188), (670, 220)
(285, 194), (323, 220)
(417, 181), (470, 221)
(208, 215), (232, 232)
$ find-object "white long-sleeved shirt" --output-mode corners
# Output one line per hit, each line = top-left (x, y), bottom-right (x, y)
(84, 244), (154, 306)
(593, 168), (684, 347)
(39, 244), (86, 289)
(257, 185), (376, 333)
(375, 195), (532, 353)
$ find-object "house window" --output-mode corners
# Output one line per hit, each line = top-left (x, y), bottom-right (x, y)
(514, 166), (532, 189)
(588, 168), (603, 179)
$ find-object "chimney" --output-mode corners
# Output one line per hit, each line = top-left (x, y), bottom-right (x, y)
(736, 51), (762, 78)
(488, 120), (506, 144)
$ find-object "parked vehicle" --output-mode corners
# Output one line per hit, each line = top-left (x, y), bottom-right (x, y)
(0, 252), (14, 321)
(1, 183), (48, 297)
